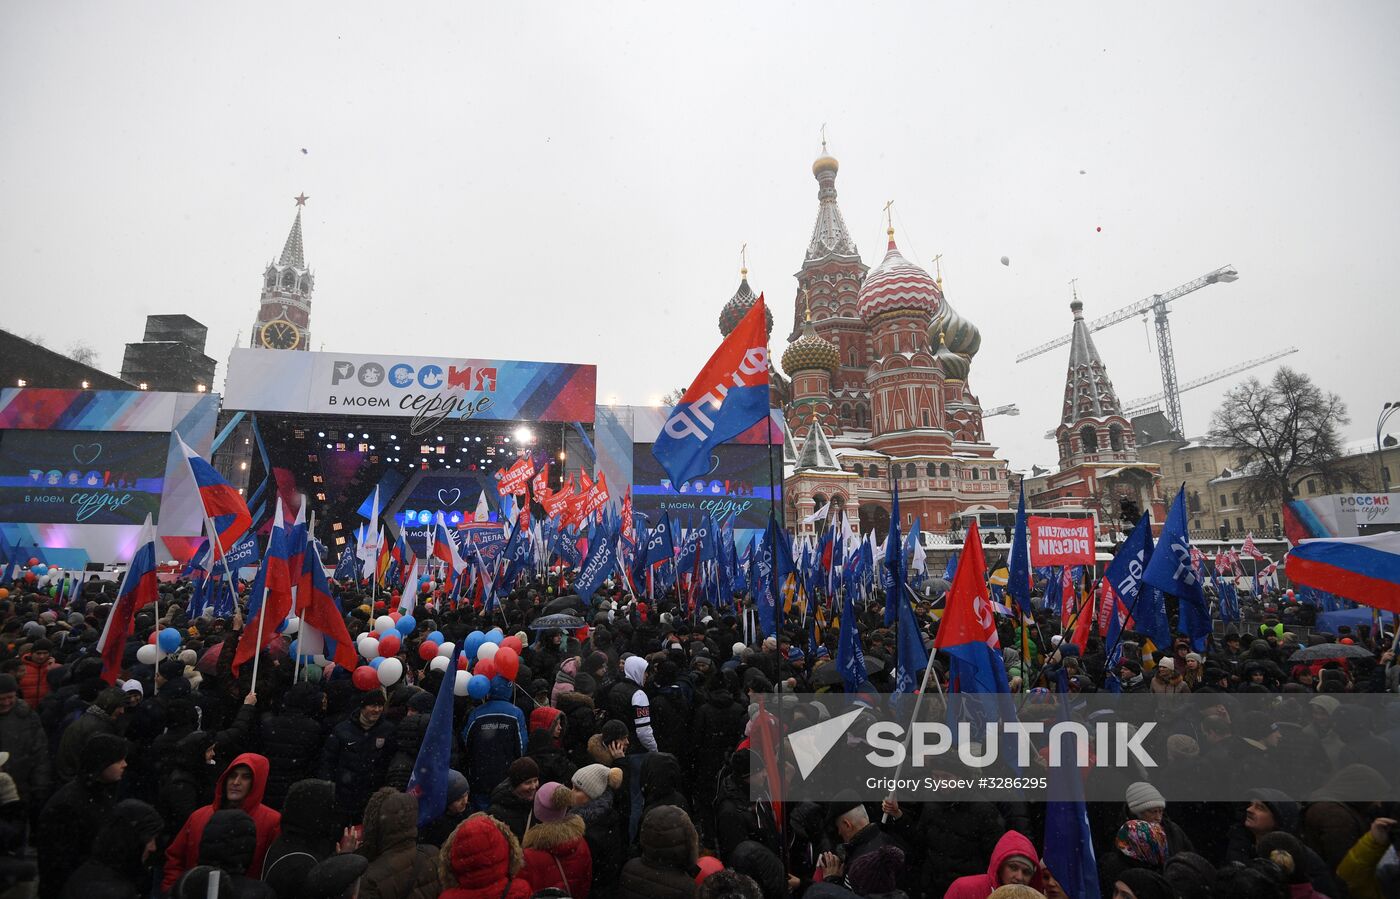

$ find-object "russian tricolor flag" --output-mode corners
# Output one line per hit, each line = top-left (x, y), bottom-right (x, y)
(177, 435), (253, 555)
(96, 514), (159, 684)
(235, 497), (293, 674)
(1286, 530), (1400, 614)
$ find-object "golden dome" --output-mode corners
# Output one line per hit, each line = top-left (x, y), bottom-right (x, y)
(782, 318), (840, 375)
(812, 153), (839, 177)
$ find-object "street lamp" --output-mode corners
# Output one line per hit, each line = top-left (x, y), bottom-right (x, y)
(1377, 402), (1400, 493)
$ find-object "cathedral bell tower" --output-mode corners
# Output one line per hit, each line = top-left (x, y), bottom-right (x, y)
(251, 194), (314, 350)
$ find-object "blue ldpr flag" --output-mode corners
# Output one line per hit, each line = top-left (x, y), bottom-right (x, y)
(1105, 513), (1170, 650)
(1043, 671), (1102, 897)
(884, 476), (902, 625)
(334, 539), (359, 581)
(652, 296), (770, 487)
(836, 581), (870, 692)
(1007, 485), (1032, 620)
(407, 646), (462, 826)
(1144, 487), (1211, 644)
(894, 590), (928, 694)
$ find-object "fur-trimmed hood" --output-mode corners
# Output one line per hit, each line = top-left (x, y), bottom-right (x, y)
(586, 733), (614, 765)
(522, 814), (585, 851)
(439, 812), (523, 889)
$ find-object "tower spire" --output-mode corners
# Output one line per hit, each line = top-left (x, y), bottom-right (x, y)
(279, 201), (306, 268)
(1061, 285), (1121, 424)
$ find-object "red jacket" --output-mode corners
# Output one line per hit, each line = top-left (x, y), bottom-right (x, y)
(17, 654), (56, 708)
(521, 816), (592, 898)
(162, 752), (281, 891)
(943, 830), (1044, 899)
(440, 815), (533, 899)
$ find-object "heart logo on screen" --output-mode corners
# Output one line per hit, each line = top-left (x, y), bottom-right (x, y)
(72, 443), (103, 466)
(438, 488), (462, 506)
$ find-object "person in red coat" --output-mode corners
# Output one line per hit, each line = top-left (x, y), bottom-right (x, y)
(943, 829), (1045, 899)
(161, 751), (281, 892)
(438, 813), (533, 899)
(16, 641), (56, 709)
(521, 782), (592, 897)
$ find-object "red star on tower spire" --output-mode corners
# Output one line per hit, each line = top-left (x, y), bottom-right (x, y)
(294, 193), (309, 207)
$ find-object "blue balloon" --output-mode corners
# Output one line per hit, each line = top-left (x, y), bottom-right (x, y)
(288, 639), (299, 658)
(369, 657), (384, 669)
(32, 564), (48, 576)
(427, 631), (444, 644)
(467, 674), (491, 700)
(396, 615), (417, 635)
(463, 631), (486, 659)
(485, 627), (504, 645)
(158, 627), (182, 653)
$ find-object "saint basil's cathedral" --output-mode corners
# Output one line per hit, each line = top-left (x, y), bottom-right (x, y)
(718, 146), (1012, 538)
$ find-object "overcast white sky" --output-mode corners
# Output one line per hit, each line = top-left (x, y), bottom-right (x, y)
(3, 2), (1397, 472)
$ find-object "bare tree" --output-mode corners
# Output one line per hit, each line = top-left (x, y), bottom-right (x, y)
(21, 333), (47, 348)
(1209, 366), (1359, 511)
(660, 386), (687, 406)
(66, 340), (99, 367)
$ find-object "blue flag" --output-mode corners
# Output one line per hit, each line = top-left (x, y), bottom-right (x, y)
(407, 646), (462, 826)
(334, 539), (359, 582)
(575, 522), (618, 602)
(884, 478), (902, 626)
(1105, 513), (1170, 650)
(836, 583), (870, 693)
(1144, 487), (1211, 644)
(894, 591), (928, 694)
(1043, 671), (1102, 896)
(1007, 485), (1032, 620)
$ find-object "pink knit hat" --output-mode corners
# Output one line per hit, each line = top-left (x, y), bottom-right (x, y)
(532, 782), (573, 824)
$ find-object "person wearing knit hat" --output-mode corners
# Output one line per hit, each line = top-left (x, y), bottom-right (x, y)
(520, 782), (592, 896)
(1099, 819), (1168, 889)
(1110, 868), (1175, 899)
(1126, 782), (1166, 818)
(487, 757), (541, 842)
(571, 764), (623, 801)
(36, 732), (129, 896)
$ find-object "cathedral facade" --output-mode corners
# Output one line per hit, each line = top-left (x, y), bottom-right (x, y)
(720, 148), (1012, 538)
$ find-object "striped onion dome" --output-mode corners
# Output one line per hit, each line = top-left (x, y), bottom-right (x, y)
(930, 297), (981, 358)
(782, 318), (840, 375)
(718, 270), (773, 337)
(856, 228), (942, 324)
(932, 331), (970, 381)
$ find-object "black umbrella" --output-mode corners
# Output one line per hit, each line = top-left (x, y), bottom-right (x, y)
(529, 613), (586, 631)
(541, 594), (582, 614)
(810, 655), (886, 686)
(1288, 642), (1375, 662)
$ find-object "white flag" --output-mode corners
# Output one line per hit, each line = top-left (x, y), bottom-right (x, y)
(802, 500), (832, 526)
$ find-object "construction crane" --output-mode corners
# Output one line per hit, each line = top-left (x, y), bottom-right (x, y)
(983, 404), (1020, 418)
(1121, 348), (1299, 416)
(1016, 265), (1240, 437)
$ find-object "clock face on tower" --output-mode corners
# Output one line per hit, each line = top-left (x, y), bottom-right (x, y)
(259, 319), (301, 350)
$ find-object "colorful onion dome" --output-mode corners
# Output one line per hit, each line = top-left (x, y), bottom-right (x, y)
(856, 228), (942, 324)
(930, 297), (981, 358)
(718, 269), (773, 337)
(812, 150), (839, 177)
(782, 317), (840, 375)
(932, 331), (969, 381)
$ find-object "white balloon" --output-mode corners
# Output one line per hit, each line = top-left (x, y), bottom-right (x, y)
(453, 670), (471, 697)
(281, 616), (300, 635)
(375, 615), (395, 634)
(313, 654), (328, 666)
(429, 655), (450, 673)
(377, 656), (404, 686)
(136, 644), (162, 665)
(476, 641), (498, 662)
(437, 641), (455, 658)
(359, 637), (380, 661)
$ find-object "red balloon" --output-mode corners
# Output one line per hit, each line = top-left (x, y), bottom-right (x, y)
(418, 641), (439, 662)
(501, 635), (523, 653)
(27, 558), (39, 567)
(389, 611), (402, 622)
(352, 666), (379, 691)
(378, 634), (402, 657)
(495, 646), (520, 682)
(148, 631), (159, 644)
(475, 657), (497, 680)
(23, 572), (36, 583)
(695, 855), (724, 885)
(457, 653), (469, 670)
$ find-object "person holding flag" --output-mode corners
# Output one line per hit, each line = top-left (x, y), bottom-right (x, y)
(296, 526), (358, 670)
(235, 497), (294, 687)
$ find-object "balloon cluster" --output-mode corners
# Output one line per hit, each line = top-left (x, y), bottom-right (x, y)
(136, 626), (184, 666)
(350, 619), (525, 697)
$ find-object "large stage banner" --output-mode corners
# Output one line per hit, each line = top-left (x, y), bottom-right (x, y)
(1027, 516), (1096, 566)
(224, 350), (595, 430)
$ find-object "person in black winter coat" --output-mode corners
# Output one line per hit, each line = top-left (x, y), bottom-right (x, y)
(556, 691), (598, 771)
(261, 779), (342, 899)
(53, 687), (123, 784)
(908, 799), (1006, 898)
(60, 798), (164, 899)
(36, 732), (128, 899)
(420, 770), (471, 849)
(640, 751), (689, 817)
(258, 682), (325, 810)
(385, 692), (433, 792)
(159, 731), (218, 841)
(690, 674), (747, 841)
(714, 750), (779, 863)
(318, 689), (395, 825)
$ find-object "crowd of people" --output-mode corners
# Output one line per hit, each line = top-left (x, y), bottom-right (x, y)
(0, 572), (1396, 899)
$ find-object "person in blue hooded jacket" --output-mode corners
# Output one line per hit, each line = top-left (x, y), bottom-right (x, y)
(462, 675), (527, 811)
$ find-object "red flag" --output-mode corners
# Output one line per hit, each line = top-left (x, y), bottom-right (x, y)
(935, 522), (998, 651)
(532, 463), (551, 497)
